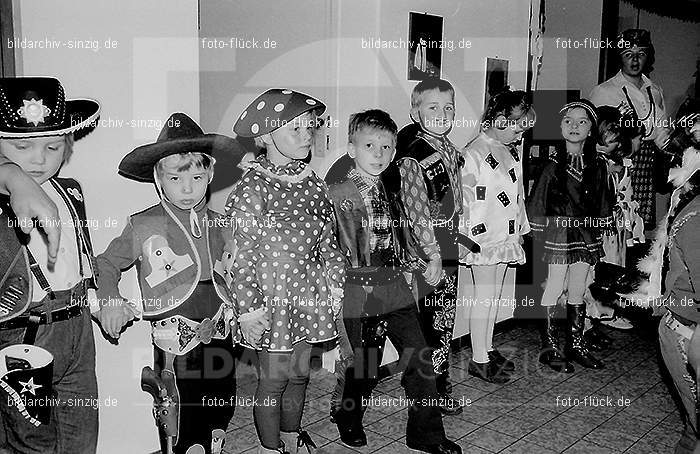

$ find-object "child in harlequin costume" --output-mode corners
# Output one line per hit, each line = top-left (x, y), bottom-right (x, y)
(95, 113), (239, 454)
(0, 77), (101, 454)
(527, 100), (614, 373)
(390, 78), (463, 414)
(227, 89), (345, 454)
(326, 110), (462, 454)
(460, 89), (535, 383)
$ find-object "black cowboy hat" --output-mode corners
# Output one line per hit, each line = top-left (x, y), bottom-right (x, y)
(0, 77), (99, 139)
(119, 112), (243, 182)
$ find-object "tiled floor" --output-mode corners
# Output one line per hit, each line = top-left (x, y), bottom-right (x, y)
(224, 319), (686, 453)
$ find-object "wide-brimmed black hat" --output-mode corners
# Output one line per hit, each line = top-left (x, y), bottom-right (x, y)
(119, 112), (242, 182)
(0, 77), (99, 139)
(233, 88), (326, 138)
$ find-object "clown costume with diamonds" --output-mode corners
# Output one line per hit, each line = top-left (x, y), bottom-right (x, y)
(95, 113), (240, 454)
(225, 89), (345, 454)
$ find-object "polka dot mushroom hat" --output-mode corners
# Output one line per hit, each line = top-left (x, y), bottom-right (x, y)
(233, 88), (326, 138)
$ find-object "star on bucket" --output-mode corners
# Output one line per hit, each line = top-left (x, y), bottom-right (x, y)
(19, 377), (43, 396)
(17, 98), (51, 126)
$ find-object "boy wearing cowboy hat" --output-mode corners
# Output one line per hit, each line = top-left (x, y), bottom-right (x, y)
(0, 76), (101, 454)
(94, 113), (241, 454)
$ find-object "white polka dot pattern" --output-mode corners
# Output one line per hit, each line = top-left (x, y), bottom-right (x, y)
(224, 159), (345, 351)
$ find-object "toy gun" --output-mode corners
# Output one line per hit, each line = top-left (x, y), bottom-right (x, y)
(141, 366), (179, 454)
(412, 232), (481, 273)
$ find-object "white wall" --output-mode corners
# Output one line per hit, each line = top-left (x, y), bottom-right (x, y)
(537, 0), (604, 95)
(201, 0), (532, 207)
(200, 0), (531, 345)
(15, 1), (199, 452)
(618, 3), (700, 117)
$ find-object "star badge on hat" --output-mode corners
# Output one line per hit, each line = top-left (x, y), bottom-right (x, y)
(17, 98), (51, 126)
(233, 88), (326, 138)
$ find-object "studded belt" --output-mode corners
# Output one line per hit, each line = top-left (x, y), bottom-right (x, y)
(151, 304), (236, 355)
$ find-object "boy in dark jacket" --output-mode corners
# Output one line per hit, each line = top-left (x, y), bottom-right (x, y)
(327, 109), (461, 454)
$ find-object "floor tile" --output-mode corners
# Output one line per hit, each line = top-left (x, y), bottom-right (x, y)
(460, 427), (517, 452)
(523, 426), (580, 452)
(583, 426), (639, 452)
(563, 439), (620, 453)
(499, 439), (559, 453)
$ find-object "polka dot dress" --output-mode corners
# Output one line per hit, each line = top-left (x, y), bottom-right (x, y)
(225, 156), (345, 352)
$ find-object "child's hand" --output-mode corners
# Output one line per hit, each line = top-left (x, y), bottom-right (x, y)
(423, 259), (442, 287)
(95, 298), (137, 339)
(240, 309), (270, 347)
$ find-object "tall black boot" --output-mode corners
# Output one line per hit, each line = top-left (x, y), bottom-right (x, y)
(565, 303), (604, 369)
(539, 305), (574, 373)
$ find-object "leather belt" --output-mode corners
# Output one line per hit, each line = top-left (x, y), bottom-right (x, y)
(346, 267), (403, 287)
(0, 303), (83, 330)
(151, 303), (236, 356)
(0, 283), (86, 330)
(665, 311), (696, 340)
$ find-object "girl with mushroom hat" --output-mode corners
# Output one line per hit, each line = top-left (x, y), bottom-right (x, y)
(226, 89), (345, 454)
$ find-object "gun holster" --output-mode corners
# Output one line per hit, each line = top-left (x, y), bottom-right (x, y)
(361, 292), (388, 373)
(141, 352), (180, 453)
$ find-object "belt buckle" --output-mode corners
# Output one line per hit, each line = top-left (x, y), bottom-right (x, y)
(195, 318), (215, 344)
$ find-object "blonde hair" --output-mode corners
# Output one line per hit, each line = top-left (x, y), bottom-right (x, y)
(155, 152), (213, 175)
(62, 134), (75, 163)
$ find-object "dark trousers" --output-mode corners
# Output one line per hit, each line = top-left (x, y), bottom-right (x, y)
(0, 298), (97, 454)
(154, 338), (236, 454)
(254, 342), (311, 450)
(416, 264), (458, 394)
(337, 279), (445, 446)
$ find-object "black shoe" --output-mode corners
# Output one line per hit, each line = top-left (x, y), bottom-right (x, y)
(468, 359), (510, 384)
(583, 328), (605, 352)
(336, 422), (367, 447)
(437, 392), (463, 416)
(406, 438), (462, 454)
(565, 304), (604, 369)
(488, 349), (515, 371)
(436, 371), (453, 395)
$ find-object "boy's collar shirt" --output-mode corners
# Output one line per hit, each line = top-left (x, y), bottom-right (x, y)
(28, 180), (89, 302)
(590, 70), (667, 142)
(348, 168), (392, 253)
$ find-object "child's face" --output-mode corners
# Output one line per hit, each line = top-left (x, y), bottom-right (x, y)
(348, 127), (396, 178)
(689, 117), (700, 144)
(0, 136), (66, 184)
(491, 107), (534, 145)
(596, 132), (620, 155)
(265, 111), (315, 162)
(412, 89), (455, 135)
(560, 107), (592, 144)
(157, 162), (212, 210)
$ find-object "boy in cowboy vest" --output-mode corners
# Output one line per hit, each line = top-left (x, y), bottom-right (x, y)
(389, 78), (463, 414)
(0, 77), (101, 454)
(326, 109), (461, 454)
(95, 113), (240, 454)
